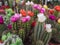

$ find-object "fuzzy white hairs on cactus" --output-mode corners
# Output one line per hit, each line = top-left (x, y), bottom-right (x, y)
(46, 24), (52, 32)
(37, 13), (46, 22)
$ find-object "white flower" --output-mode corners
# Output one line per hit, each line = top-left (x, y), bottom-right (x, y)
(25, 1), (31, 6)
(46, 24), (51, 28)
(37, 13), (46, 22)
(30, 1), (34, 5)
(46, 24), (52, 32)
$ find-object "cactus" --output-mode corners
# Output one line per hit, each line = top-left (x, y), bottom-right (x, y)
(42, 31), (52, 45)
(36, 40), (44, 45)
(33, 22), (44, 41)
(33, 22), (52, 45)
(31, 12), (52, 45)
(2, 32), (23, 45)
(12, 22), (18, 30)
(4, 9), (14, 25)
(18, 29), (25, 41)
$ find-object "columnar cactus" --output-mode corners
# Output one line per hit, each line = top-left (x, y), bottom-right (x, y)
(32, 13), (52, 45)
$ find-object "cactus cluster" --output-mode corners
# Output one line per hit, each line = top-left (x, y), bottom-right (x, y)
(1, 32), (23, 45)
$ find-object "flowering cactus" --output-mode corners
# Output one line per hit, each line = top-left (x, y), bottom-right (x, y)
(10, 13), (20, 30)
(32, 13), (52, 45)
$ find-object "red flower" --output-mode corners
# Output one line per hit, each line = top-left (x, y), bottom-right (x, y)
(48, 9), (54, 14)
(54, 5), (60, 12)
(20, 9), (26, 17)
(28, 11), (34, 17)
(5, 6), (10, 9)
(31, 21), (36, 27)
(1, 5), (10, 9)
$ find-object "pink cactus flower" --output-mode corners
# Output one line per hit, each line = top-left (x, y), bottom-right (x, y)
(39, 8), (45, 13)
(21, 17), (27, 23)
(26, 16), (31, 21)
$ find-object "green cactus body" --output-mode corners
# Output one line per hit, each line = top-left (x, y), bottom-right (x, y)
(34, 22), (39, 42)
(21, 21), (31, 36)
(26, 22), (31, 35)
(42, 31), (52, 45)
(33, 21), (52, 45)
(36, 40), (44, 45)
(0, 24), (7, 35)
(8, 0), (13, 8)
(41, 31), (47, 41)
(3, 34), (23, 45)
(34, 22), (44, 41)
(34, 10), (39, 19)
(19, 29), (25, 41)
(12, 22), (18, 31)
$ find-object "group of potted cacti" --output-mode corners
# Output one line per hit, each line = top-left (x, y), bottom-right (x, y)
(0, 0), (60, 45)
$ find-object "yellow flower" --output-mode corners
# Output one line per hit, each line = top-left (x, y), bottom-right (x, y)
(16, 0), (20, 3)
(58, 19), (60, 23)
(43, 5), (48, 9)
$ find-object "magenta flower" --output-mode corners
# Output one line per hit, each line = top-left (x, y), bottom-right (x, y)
(26, 16), (31, 21)
(7, 24), (12, 29)
(33, 4), (42, 10)
(0, 16), (4, 24)
(39, 8), (45, 13)
(10, 15), (17, 22)
(33, 4), (38, 9)
(21, 17), (27, 23)
(49, 15), (56, 20)
(10, 13), (20, 22)
(14, 13), (20, 20)
(37, 5), (42, 10)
